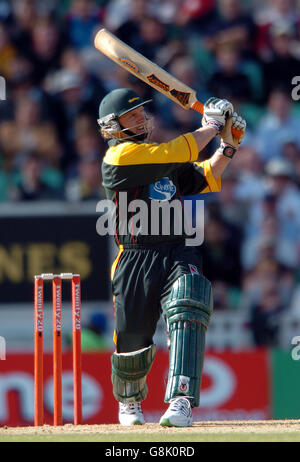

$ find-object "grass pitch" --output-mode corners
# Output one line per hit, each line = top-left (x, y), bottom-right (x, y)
(1, 420), (300, 442)
(1, 432), (300, 442)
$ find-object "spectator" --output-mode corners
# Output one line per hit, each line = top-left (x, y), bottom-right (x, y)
(258, 0), (299, 27)
(250, 280), (285, 347)
(240, 256), (295, 314)
(282, 137), (300, 166)
(261, 21), (300, 100)
(208, 44), (253, 102)
(254, 0), (300, 56)
(59, 47), (107, 117)
(233, 145), (265, 202)
(9, 0), (38, 58)
(27, 17), (67, 85)
(62, 113), (105, 177)
(205, 0), (257, 58)
(215, 168), (248, 227)
(243, 158), (300, 270)
(75, 125), (104, 159)
(147, 0), (181, 25)
(0, 0), (12, 24)
(174, 0), (216, 35)
(65, 152), (105, 201)
(11, 151), (64, 201)
(289, 282), (300, 315)
(44, 69), (88, 167)
(281, 137), (300, 186)
(265, 159), (300, 251)
(0, 22), (17, 78)
(113, 0), (150, 44)
(6, 56), (35, 102)
(242, 213), (280, 270)
(0, 94), (62, 169)
(136, 16), (169, 61)
(213, 280), (234, 310)
(64, 0), (104, 50)
(255, 88), (300, 161)
(201, 210), (242, 288)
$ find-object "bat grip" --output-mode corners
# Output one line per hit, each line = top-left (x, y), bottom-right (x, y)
(231, 127), (244, 139)
(191, 101), (203, 114)
(192, 100), (244, 141)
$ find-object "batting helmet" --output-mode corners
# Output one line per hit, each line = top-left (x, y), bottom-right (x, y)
(98, 88), (152, 140)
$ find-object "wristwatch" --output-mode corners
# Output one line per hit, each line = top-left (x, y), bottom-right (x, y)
(219, 142), (237, 159)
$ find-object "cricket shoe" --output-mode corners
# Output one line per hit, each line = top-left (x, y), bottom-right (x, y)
(159, 397), (193, 427)
(118, 401), (145, 426)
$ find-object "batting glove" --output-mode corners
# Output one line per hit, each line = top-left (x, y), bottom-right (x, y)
(221, 112), (246, 147)
(219, 113), (246, 158)
(202, 97), (234, 133)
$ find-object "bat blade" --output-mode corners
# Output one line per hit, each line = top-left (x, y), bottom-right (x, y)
(94, 28), (202, 112)
(94, 28), (243, 139)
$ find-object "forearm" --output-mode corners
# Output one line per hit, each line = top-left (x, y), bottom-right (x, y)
(191, 126), (218, 152)
(209, 146), (231, 179)
(191, 126), (232, 181)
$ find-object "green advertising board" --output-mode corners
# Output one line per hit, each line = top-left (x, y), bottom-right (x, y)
(271, 348), (300, 419)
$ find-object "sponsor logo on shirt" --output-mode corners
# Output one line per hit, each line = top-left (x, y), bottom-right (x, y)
(149, 177), (176, 201)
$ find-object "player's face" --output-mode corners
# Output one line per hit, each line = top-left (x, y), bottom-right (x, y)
(119, 106), (147, 134)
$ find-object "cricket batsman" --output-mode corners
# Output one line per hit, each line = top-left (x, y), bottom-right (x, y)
(98, 88), (246, 426)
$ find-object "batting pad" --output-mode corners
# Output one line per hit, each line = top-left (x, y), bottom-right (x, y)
(111, 344), (156, 403)
(164, 273), (213, 407)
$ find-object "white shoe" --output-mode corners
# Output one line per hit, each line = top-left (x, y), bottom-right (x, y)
(159, 397), (193, 427)
(118, 401), (145, 426)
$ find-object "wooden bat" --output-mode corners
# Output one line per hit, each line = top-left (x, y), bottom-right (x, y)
(94, 28), (242, 138)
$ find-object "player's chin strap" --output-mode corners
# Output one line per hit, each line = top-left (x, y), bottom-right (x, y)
(122, 129), (148, 142)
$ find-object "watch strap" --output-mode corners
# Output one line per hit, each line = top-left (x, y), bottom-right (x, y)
(219, 142), (237, 159)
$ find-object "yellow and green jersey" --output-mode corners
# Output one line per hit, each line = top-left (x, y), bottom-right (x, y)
(101, 133), (221, 246)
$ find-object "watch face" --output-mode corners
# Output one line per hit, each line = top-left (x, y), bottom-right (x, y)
(224, 146), (235, 157)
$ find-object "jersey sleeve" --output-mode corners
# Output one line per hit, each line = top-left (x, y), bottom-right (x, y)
(102, 133), (199, 189)
(177, 159), (221, 195)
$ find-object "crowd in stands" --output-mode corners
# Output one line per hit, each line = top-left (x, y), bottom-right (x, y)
(0, 0), (300, 346)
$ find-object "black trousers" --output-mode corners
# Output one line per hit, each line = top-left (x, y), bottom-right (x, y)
(111, 240), (203, 353)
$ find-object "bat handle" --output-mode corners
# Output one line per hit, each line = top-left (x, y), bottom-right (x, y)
(191, 100), (244, 141)
(191, 101), (203, 114)
(231, 127), (244, 139)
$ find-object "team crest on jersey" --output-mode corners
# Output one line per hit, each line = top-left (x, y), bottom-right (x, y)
(188, 264), (199, 275)
(149, 177), (176, 201)
(178, 376), (190, 394)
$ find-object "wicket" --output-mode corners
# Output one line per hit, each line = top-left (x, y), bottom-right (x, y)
(34, 273), (82, 426)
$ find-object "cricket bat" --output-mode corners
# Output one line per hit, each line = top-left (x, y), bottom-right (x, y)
(94, 28), (242, 138)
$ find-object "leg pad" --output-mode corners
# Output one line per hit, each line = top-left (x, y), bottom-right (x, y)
(111, 344), (156, 403)
(164, 274), (213, 407)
